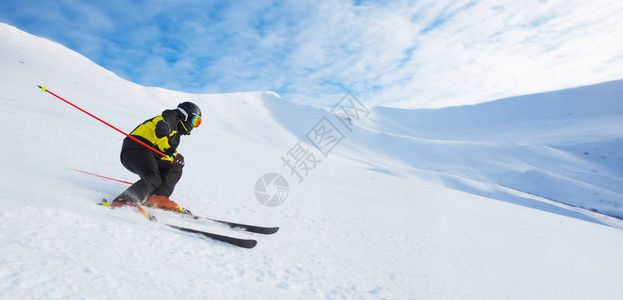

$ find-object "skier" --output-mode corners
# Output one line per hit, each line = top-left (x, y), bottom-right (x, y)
(111, 102), (202, 214)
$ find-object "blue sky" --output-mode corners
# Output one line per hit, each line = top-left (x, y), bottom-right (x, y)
(1, 0), (623, 108)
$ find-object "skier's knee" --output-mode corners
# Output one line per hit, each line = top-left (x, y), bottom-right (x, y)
(143, 173), (162, 189)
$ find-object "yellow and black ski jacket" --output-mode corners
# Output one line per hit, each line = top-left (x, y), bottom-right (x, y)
(122, 109), (186, 158)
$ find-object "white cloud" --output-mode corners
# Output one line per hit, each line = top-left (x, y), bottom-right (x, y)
(264, 0), (623, 107)
(373, 0), (623, 107)
(2, 0), (622, 108)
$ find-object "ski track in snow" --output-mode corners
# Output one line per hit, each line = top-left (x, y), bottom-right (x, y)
(1, 22), (623, 299)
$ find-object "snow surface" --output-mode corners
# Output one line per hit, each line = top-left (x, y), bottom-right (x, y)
(1, 22), (623, 299)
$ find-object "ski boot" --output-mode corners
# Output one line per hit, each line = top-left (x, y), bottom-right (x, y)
(102, 199), (156, 221)
(144, 195), (192, 215)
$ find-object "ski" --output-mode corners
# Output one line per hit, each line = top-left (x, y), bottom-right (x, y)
(143, 206), (280, 235)
(166, 224), (257, 249)
(72, 170), (279, 235)
(99, 200), (257, 248)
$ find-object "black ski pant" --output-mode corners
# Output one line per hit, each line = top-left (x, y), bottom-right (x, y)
(116, 148), (182, 203)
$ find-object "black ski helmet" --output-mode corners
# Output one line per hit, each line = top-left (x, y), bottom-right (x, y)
(177, 102), (202, 134)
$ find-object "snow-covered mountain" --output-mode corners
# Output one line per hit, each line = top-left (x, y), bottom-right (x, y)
(360, 80), (623, 220)
(1, 22), (623, 299)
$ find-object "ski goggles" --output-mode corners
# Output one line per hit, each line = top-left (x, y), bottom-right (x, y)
(190, 114), (202, 127)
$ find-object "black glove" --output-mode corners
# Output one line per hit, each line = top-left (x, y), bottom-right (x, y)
(171, 153), (185, 169)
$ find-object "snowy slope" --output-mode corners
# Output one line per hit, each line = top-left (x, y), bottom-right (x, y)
(1, 22), (623, 299)
(356, 80), (623, 220)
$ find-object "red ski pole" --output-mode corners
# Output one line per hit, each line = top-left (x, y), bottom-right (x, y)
(69, 168), (133, 185)
(38, 85), (167, 158)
